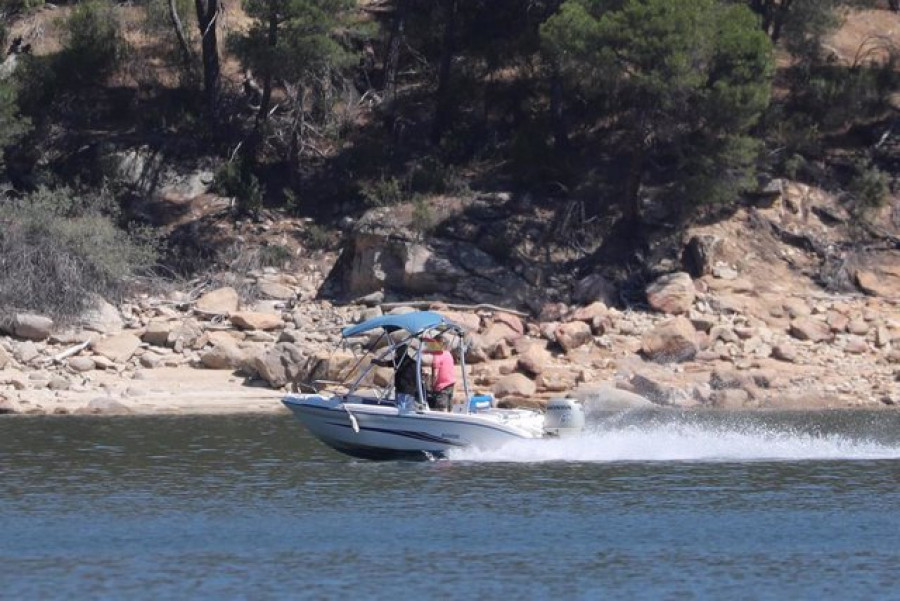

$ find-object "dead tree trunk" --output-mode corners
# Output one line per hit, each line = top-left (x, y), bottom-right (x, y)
(430, 0), (458, 146)
(168, 0), (194, 69)
(194, 0), (221, 127)
(550, 68), (568, 151)
(383, 0), (407, 105)
(255, 3), (279, 131)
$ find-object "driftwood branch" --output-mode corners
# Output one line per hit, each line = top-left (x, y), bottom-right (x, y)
(46, 340), (90, 365)
(379, 300), (529, 317)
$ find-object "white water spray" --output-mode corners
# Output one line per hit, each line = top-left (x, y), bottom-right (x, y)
(449, 420), (900, 463)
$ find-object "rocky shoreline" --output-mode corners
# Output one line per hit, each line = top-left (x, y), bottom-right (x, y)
(1, 180), (898, 417)
(0, 259), (897, 417)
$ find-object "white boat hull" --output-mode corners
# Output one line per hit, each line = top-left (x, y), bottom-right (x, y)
(283, 393), (544, 460)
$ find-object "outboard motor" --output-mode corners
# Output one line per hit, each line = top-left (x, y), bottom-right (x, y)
(543, 398), (586, 437)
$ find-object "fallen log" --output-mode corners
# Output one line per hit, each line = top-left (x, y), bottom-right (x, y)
(379, 300), (529, 318)
(44, 340), (90, 365)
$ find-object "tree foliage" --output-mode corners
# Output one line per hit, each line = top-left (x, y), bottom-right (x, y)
(0, 80), (29, 171)
(233, 0), (353, 128)
(0, 22), (30, 174)
(542, 0), (774, 218)
(1, 0), (897, 256)
(57, 0), (127, 87)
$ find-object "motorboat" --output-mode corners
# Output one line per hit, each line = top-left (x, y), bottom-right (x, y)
(283, 310), (585, 460)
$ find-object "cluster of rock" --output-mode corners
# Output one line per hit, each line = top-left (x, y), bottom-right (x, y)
(1, 255), (897, 416)
(1, 176), (898, 415)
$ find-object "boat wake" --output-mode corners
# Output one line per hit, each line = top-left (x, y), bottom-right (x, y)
(449, 415), (900, 463)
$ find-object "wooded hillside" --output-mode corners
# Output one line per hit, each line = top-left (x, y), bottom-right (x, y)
(0, 0), (898, 317)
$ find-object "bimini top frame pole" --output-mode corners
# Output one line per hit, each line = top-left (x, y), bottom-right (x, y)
(340, 311), (472, 411)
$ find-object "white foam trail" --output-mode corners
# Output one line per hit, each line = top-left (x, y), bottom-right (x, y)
(449, 422), (900, 463)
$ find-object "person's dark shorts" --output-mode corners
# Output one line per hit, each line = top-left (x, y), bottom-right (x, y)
(427, 387), (453, 411)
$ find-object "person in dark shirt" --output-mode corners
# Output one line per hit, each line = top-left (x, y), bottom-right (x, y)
(393, 345), (419, 398)
(375, 343), (422, 410)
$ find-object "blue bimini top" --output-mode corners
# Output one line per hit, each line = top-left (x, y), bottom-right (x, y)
(341, 311), (457, 338)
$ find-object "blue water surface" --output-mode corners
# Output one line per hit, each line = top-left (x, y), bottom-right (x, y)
(2, 411), (900, 600)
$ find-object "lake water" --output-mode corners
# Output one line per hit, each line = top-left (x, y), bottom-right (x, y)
(3, 410), (900, 599)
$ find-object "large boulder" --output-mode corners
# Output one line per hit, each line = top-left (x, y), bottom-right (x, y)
(682, 234), (723, 277)
(331, 207), (531, 306)
(571, 384), (655, 413)
(573, 273), (618, 306)
(68, 356), (97, 372)
(230, 311), (284, 331)
(78, 397), (134, 415)
(0, 369), (28, 390)
(253, 342), (308, 388)
(200, 339), (250, 371)
(463, 333), (490, 364)
(709, 388), (752, 409)
(0, 395), (20, 414)
(195, 287), (240, 316)
(305, 351), (360, 385)
(538, 302), (568, 323)
(492, 373), (536, 398)
(91, 333), (142, 363)
(517, 344), (552, 376)
(789, 318), (833, 342)
(6, 313), (53, 341)
(629, 373), (683, 406)
(554, 321), (593, 352)
(143, 320), (173, 347)
(257, 278), (296, 300)
(480, 322), (522, 357)
(80, 298), (124, 334)
(493, 312), (524, 336)
(12, 340), (39, 364)
(105, 146), (213, 199)
(167, 319), (204, 351)
(783, 298), (811, 318)
(641, 316), (698, 363)
(535, 367), (579, 392)
(439, 310), (481, 333)
(645, 272), (695, 315)
(856, 261), (900, 298)
(571, 302), (611, 334)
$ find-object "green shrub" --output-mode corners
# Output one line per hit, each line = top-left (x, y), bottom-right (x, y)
(0, 186), (159, 322)
(258, 243), (294, 268)
(508, 121), (557, 185)
(787, 60), (900, 134)
(213, 161), (264, 217)
(360, 175), (405, 207)
(849, 159), (889, 216)
(411, 196), (435, 235)
(782, 153), (807, 180)
(409, 157), (469, 196)
(57, 0), (127, 88)
(303, 223), (332, 250)
(0, 0), (44, 16)
(0, 81), (30, 171)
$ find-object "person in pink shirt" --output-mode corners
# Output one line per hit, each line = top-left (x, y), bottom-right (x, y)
(423, 336), (456, 411)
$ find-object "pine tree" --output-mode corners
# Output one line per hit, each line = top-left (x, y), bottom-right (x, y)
(0, 22), (30, 175)
(234, 0), (352, 132)
(541, 0), (774, 221)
